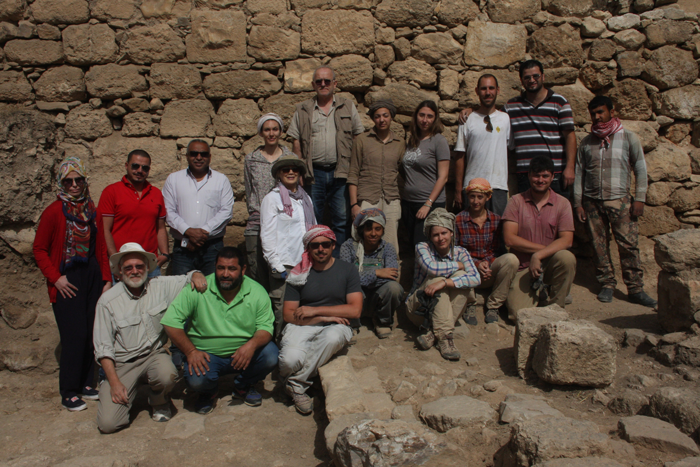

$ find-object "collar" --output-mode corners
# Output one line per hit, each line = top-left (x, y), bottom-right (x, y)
(428, 242), (453, 260)
(121, 176), (151, 193)
(464, 210), (493, 225)
(186, 168), (212, 180)
(368, 128), (400, 143)
(521, 88), (554, 108)
(314, 96), (336, 110)
(123, 279), (149, 300)
(209, 275), (250, 307)
(523, 188), (556, 207)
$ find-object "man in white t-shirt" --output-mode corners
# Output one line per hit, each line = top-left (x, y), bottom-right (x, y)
(454, 74), (511, 216)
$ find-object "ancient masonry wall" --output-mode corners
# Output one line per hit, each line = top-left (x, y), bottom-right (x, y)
(0, 0), (699, 342)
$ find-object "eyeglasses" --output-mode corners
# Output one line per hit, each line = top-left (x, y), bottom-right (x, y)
(314, 79), (333, 86)
(61, 177), (86, 189)
(130, 163), (150, 172)
(484, 115), (493, 133)
(123, 264), (146, 272)
(188, 151), (210, 158)
(522, 74), (542, 82)
(280, 167), (300, 173)
(308, 241), (333, 250)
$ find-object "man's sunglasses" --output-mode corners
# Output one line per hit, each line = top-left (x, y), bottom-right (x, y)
(314, 79), (333, 86)
(61, 177), (86, 188)
(309, 241), (334, 250)
(131, 163), (150, 172)
(188, 151), (210, 158)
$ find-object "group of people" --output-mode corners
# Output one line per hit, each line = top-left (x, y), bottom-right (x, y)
(32, 59), (658, 432)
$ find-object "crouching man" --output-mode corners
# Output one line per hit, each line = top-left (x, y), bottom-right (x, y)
(94, 243), (207, 433)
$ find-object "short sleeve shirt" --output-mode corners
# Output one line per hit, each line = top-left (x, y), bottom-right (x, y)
(502, 189), (575, 270)
(284, 259), (362, 307)
(401, 134), (451, 203)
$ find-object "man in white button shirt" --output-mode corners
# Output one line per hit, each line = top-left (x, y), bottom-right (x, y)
(162, 139), (235, 276)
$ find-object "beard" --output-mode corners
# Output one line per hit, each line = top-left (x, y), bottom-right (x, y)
(122, 272), (147, 289)
(216, 274), (243, 291)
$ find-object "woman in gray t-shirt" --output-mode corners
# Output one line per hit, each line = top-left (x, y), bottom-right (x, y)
(401, 100), (451, 246)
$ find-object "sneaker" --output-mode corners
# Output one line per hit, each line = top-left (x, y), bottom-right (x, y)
(194, 393), (216, 415)
(62, 396), (87, 412)
(81, 386), (99, 401)
(565, 294), (573, 305)
(628, 291), (657, 308)
(436, 333), (460, 361)
(152, 403), (172, 422)
(232, 386), (262, 407)
(597, 287), (614, 303)
(463, 305), (478, 326)
(484, 309), (499, 324)
(288, 389), (313, 415)
(375, 324), (392, 339)
(416, 330), (435, 350)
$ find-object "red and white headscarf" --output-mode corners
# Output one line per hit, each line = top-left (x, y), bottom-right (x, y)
(286, 225), (336, 286)
(591, 117), (623, 148)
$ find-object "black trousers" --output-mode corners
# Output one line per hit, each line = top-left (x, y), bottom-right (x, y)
(401, 200), (446, 248)
(52, 257), (102, 398)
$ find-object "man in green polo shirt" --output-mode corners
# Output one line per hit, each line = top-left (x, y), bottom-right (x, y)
(162, 247), (277, 414)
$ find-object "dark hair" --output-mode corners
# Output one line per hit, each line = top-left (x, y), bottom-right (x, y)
(408, 100), (443, 149)
(528, 155), (554, 175)
(127, 149), (151, 163)
(477, 73), (499, 88)
(519, 59), (544, 78)
(588, 95), (614, 111)
(187, 139), (210, 153)
(216, 246), (247, 267)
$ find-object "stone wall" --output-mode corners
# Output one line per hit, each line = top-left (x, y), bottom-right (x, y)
(0, 0), (699, 323)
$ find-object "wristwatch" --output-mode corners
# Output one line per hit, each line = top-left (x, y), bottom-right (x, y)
(162, 253), (171, 262)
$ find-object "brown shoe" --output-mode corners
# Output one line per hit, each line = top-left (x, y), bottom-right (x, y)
(416, 330), (435, 350)
(436, 333), (460, 361)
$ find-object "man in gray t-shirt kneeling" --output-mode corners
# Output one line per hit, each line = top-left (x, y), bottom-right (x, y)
(279, 225), (362, 416)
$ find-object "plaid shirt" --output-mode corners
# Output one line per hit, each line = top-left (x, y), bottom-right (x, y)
(409, 242), (480, 295)
(454, 210), (501, 267)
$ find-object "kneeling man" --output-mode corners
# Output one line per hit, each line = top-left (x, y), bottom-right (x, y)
(94, 243), (207, 433)
(162, 247), (278, 414)
(280, 225), (363, 415)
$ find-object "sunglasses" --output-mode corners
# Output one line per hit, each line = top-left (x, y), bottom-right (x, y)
(131, 163), (150, 172)
(314, 79), (333, 86)
(280, 166), (300, 174)
(188, 151), (210, 158)
(523, 74), (542, 82)
(308, 241), (333, 250)
(61, 177), (86, 188)
(484, 115), (493, 133)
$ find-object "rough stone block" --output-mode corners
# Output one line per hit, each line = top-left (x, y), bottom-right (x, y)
(0, 70), (32, 101)
(328, 55), (373, 92)
(364, 83), (439, 116)
(607, 390), (650, 415)
(319, 356), (368, 421)
(148, 63), (202, 100)
(213, 98), (260, 137)
(301, 10), (374, 55)
(391, 405), (415, 421)
(463, 21), (527, 68)
(645, 19), (695, 49)
(678, 336), (700, 368)
(619, 415), (700, 455)
(160, 99), (214, 139)
(603, 78), (652, 120)
(61, 23), (118, 65)
(324, 412), (374, 455)
(283, 58), (321, 93)
(642, 45), (699, 91)
(552, 80), (596, 124)
(438, 0), (479, 27)
(85, 64), (148, 100)
(31, 0), (89, 24)
(655, 230), (700, 274)
(419, 396), (497, 432)
(64, 104), (112, 141)
(499, 394), (564, 424)
(527, 24), (586, 69)
(638, 205), (682, 237)
(649, 387), (700, 437)
(533, 458), (625, 467)
(122, 112), (158, 137)
(665, 458), (700, 467)
(645, 142), (692, 183)
(33, 65), (85, 102)
(261, 91), (314, 128)
(0, 0), (25, 22)
(387, 58), (436, 87)
(248, 26), (300, 62)
(621, 120), (658, 153)
(4, 39), (64, 66)
(486, 0), (540, 23)
(656, 85), (700, 121)
(365, 393), (394, 419)
(124, 24), (185, 65)
(375, 0), (433, 27)
(89, 0), (136, 21)
(514, 305), (569, 378)
(411, 32), (462, 65)
(203, 70), (282, 100)
(658, 270), (700, 333)
(186, 9), (247, 63)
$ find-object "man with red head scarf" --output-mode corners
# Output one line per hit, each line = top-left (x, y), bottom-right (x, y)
(280, 225), (363, 415)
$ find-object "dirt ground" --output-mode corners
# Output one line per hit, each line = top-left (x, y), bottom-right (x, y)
(0, 250), (694, 467)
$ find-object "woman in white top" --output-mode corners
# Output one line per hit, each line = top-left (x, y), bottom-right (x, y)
(260, 154), (316, 338)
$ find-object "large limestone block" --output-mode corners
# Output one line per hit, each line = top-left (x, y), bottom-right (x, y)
(668, 185), (700, 213)
(642, 46), (699, 91)
(301, 10), (374, 55)
(464, 21), (527, 68)
(486, 0), (540, 23)
(364, 83), (439, 115)
(510, 417), (610, 467)
(551, 80), (595, 125)
(658, 270), (700, 333)
(0, 0), (25, 22)
(374, 44), (394, 70)
(419, 396), (497, 432)
(213, 98), (260, 137)
(655, 229), (700, 274)
(122, 112), (158, 137)
(64, 104), (112, 141)
(149, 63), (202, 100)
(318, 356), (368, 421)
(248, 26), (299, 62)
(581, 17), (607, 37)
(62, 23), (118, 65)
(617, 51), (645, 77)
(656, 85), (700, 120)
(499, 394), (564, 424)
(89, 0), (136, 21)
(4, 39), (64, 66)
(437, 0), (479, 27)
(647, 182), (682, 206)
(514, 305), (569, 379)
(388, 58), (436, 87)
(621, 120), (658, 153)
(160, 99), (214, 138)
(589, 39), (616, 61)
(33, 66), (85, 102)
(645, 19), (695, 49)
(85, 64), (148, 100)
(246, 0), (287, 14)
(604, 79), (652, 120)
(665, 458), (700, 467)
(527, 24), (586, 69)
(620, 415), (700, 456)
(186, 9), (247, 63)
(324, 413), (375, 455)
(283, 58), (321, 93)
(329, 55), (373, 92)
(203, 70), (282, 99)
(579, 62), (616, 91)
(31, 0), (89, 24)
(0, 71), (32, 101)
(411, 32), (462, 65)
(457, 69), (522, 108)
(439, 69), (459, 99)
(607, 13), (641, 31)
(638, 205), (681, 236)
(261, 91), (314, 128)
(375, 0), (433, 27)
(547, 0), (605, 17)
(614, 29), (647, 50)
(646, 142), (692, 182)
(678, 336), (700, 368)
(532, 320), (617, 387)
(124, 24), (185, 65)
(649, 387), (700, 438)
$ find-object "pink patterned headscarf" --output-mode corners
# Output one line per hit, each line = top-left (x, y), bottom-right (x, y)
(286, 225), (336, 286)
(591, 117), (623, 148)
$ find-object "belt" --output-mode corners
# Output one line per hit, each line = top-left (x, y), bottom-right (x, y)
(313, 163), (336, 171)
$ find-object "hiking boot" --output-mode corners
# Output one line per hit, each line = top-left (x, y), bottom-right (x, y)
(463, 305), (478, 326)
(194, 393), (216, 415)
(62, 396), (87, 412)
(232, 385), (262, 407)
(152, 403), (172, 422)
(81, 386), (99, 401)
(289, 391), (313, 415)
(416, 330), (435, 350)
(484, 309), (499, 324)
(375, 325), (392, 339)
(436, 333), (460, 361)
(628, 291), (657, 308)
(565, 293), (573, 305)
(597, 287), (614, 303)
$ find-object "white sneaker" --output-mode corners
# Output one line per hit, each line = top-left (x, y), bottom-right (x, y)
(152, 403), (172, 422)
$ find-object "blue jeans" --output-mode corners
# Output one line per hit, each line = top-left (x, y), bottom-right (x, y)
(184, 341), (279, 396)
(309, 168), (349, 256)
(171, 238), (224, 276)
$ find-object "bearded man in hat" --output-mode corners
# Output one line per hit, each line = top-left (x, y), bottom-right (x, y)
(93, 243), (207, 433)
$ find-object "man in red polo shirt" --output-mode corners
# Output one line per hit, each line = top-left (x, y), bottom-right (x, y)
(502, 155), (576, 319)
(98, 150), (170, 278)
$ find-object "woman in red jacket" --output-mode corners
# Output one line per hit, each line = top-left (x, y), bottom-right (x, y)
(33, 157), (111, 412)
